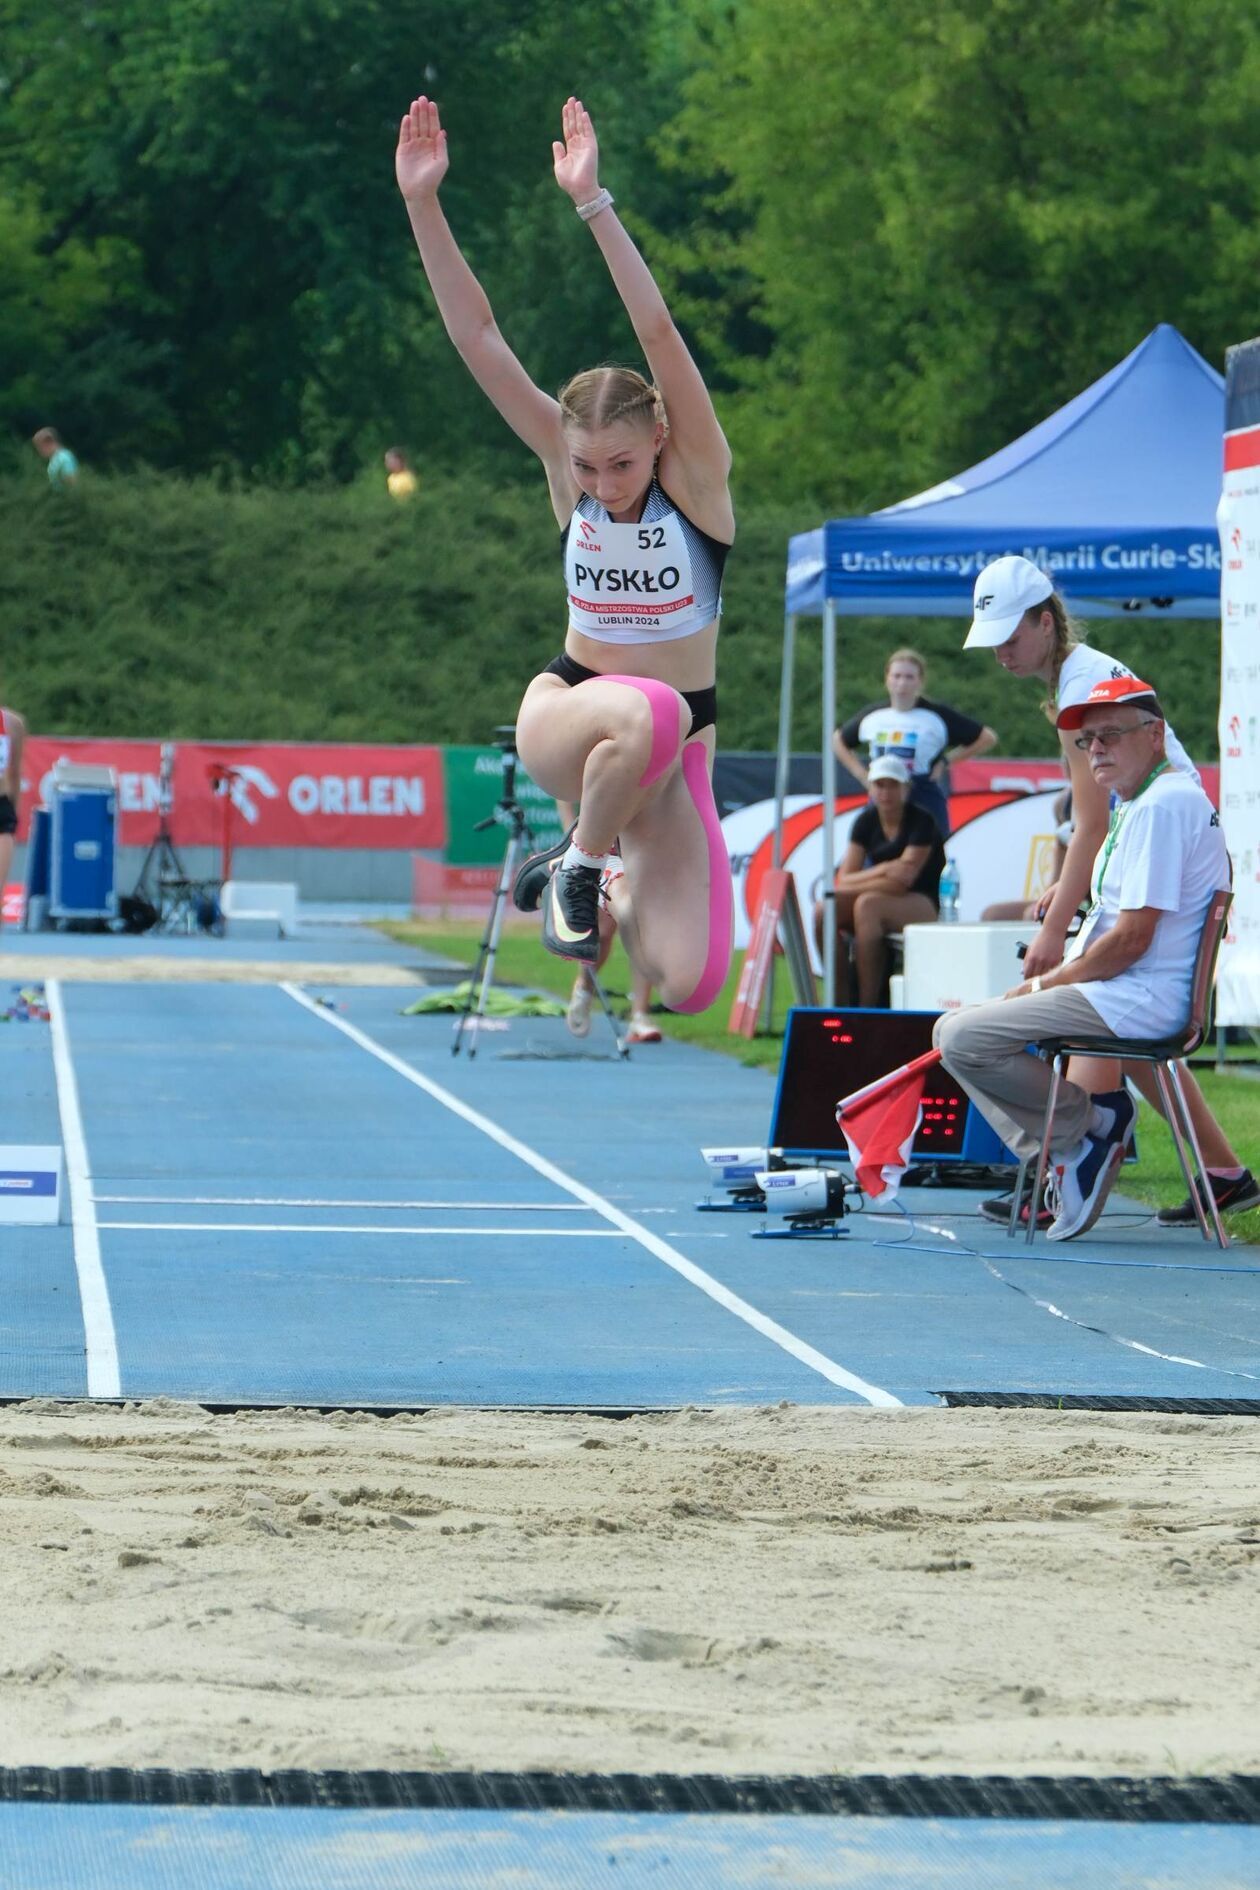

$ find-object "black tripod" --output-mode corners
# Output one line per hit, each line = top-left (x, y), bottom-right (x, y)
(128, 742), (201, 931)
(452, 730), (627, 1060)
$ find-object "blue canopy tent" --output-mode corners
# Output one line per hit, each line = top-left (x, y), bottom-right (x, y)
(776, 323), (1225, 999)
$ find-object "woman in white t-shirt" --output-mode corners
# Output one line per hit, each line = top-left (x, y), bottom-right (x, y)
(834, 646), (996, 835)
(964, 556), (1254, 1225)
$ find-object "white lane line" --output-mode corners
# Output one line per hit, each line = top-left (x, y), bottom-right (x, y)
(45, 980), (121, 1399)
(98, 1222), (620, 1238)
(918, 1218), (1259, 1385)
(281, 983), (900, 1408)
(91, 1195), (587, 1212)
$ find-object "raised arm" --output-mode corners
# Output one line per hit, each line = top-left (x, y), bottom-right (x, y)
(396, 96), (566, 483)
(552, 98), (733, 537)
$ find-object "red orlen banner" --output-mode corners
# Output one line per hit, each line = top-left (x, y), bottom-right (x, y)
(16, 738), (447, 851)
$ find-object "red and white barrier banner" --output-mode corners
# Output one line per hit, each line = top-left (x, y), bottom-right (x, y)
(1219, 353), (1260, 1024)
(950, 755), (1220, 802)
(15, 739), (446, 851)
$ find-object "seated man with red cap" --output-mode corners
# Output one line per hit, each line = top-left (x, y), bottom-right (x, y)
(935, 676), (1231, 1242)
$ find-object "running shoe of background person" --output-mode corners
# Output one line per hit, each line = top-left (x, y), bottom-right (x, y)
(566, 973), (593, 1038)
(512, 823), (577, 912)
(1046, 1089), (1136, 1242)
(624, 1010), (662, 1045)
(1157, 1166), (1260, 1227)
(542, 862), (603, 962)
(977, 1175), (1053, 1231)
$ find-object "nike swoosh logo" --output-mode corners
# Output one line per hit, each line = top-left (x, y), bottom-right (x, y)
(550, 880), (594, 945)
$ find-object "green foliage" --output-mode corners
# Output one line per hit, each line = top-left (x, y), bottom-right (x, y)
(0, 465), (1222, 761)
(661, 0), (1260, 510)
(0, 0), (680, 476)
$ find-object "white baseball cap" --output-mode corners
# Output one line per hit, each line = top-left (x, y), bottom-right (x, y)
(867, 754), (911, 785)
(964, 555), (1055, 648)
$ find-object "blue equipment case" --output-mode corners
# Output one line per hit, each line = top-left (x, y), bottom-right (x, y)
(48, 783), (117, 922)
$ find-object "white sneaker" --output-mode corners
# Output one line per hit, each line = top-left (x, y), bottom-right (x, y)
(566, 976), (593, 1038)
(624, 1010), (662, 1044)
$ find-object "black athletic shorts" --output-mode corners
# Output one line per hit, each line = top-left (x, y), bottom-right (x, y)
(0, 795), (16, 836)
(542, 651), (717, 736)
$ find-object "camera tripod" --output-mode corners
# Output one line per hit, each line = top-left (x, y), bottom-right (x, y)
(128, 742), (214, 932)
(452, 732), (628, 1060)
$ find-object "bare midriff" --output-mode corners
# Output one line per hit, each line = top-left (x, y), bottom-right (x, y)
(562, 619), (718, 694)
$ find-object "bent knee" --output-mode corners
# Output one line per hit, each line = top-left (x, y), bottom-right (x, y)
(595, 675), (689, 787)
(935, 1010), (968, 1059)
(853, 891), (892, 933)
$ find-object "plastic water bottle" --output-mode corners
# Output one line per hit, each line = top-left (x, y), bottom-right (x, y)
(939, 857), (961, 923)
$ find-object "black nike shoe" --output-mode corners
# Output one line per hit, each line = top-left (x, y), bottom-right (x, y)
(1156, 1167), (1260, 1227)
(512, 823), (577, 913)
(977, 1185), (1054, 1231)
(541, 862), (603, 963)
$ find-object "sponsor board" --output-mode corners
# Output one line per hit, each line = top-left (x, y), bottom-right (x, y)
(1218, 347), (1260, 1024)
(15, 739), (445, 850)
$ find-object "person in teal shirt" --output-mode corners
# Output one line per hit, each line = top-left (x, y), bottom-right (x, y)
(31, 427), (79, 489)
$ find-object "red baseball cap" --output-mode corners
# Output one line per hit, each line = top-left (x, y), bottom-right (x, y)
(1056, 675), (1163, 731)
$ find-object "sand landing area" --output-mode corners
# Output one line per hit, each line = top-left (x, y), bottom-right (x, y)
(0, 954), (426, 986)
(1, 1400), (1257, 1778)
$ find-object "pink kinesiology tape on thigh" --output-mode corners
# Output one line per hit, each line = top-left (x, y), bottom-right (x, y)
(671, 740), (734, 1015)
(597, 674), (684, 787)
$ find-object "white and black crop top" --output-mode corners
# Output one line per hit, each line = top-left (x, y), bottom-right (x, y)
(562, 476), (729, 644)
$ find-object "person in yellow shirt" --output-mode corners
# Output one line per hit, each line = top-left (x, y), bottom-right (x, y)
(384, 446), (418, 500)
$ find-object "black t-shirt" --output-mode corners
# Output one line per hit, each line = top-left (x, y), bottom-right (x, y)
(849, 802), (945, 905)
(839, 696), (984, 778)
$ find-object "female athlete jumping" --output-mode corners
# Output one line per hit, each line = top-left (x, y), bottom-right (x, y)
(395, 94), (734, 1013)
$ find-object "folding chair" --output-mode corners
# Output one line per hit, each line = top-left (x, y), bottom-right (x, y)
(1010, 886), (1234, 1249)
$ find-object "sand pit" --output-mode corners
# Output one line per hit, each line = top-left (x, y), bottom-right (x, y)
(1, 1399), (1257, 1778)
(1, 954), (425, 985)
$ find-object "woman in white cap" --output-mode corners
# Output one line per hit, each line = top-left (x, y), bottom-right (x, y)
(965, 556), (1256, 1228)
(813, 754), (945, 1007)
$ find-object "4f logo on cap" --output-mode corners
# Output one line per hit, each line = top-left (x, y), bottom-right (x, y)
(975, 593), (994, 610)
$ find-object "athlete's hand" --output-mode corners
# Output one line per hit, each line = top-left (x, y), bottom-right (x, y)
(553, 96), (600, 203)
(396, 95), (448, 203)
(1020, 924), (1067, 981)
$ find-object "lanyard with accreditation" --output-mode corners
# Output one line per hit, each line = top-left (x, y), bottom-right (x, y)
(1067, 759), (1171, 962)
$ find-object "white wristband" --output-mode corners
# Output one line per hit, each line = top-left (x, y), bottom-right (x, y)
(1029, 975), (1043, 993)
(575, 188), (614, 222)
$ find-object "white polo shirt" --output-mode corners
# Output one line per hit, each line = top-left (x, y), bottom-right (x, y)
(1067, 769), (1230, 1037)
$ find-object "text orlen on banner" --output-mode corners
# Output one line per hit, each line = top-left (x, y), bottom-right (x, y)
(15, 739), (447, 851)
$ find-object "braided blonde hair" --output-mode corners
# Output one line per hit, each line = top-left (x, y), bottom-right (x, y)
(558, 365), (665, 435)
(1040, 592), (1083, 722)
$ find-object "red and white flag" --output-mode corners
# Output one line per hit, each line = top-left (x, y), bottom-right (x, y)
(835, 1048), (943, 1200)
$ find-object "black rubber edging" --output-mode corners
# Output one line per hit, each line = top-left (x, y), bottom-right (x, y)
(0, 1769), (1257, 1822)
(938, 1392), (1260, 1415)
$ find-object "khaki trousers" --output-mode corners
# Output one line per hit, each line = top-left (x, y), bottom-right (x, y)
(934, 988), (1112, 1163)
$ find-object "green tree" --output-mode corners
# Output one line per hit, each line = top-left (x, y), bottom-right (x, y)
(0, 0), (683, 476)
(662, 0), (1260, 511)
